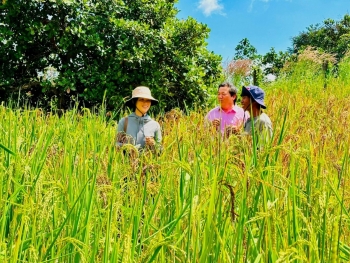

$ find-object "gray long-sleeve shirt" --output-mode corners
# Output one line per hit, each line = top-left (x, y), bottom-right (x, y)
(117, 113), (162, 149)
(243, 113), (273, 137)
(243, 113), (273, 148)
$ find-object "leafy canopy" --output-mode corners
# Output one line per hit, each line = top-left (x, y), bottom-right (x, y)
(0, 0), (223, 111)
(292, 14), (350, 60)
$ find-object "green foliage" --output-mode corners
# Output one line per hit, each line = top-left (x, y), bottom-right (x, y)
(338, 52), (350, 85)
(262, 47), (292, 77)
(230, 38), (264, 86)
(234, 38), (258, 60)
(279, 47), (337, 89)
(0, 0), (223, 111)
(292, 14), (350, 60)
(1, 72), (350, 261)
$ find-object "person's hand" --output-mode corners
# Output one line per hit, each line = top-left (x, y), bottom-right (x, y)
(225, 126), (233, 137)
(225, 125), (240, 137)
(231, 125), (241, 135)
(212, 118), (220, 130)
(145, 136), (156, 147)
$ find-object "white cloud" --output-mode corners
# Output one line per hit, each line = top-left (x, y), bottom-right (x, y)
(249, 0), (273, 12)
(198, 0), (224, 16)
(249, 0), (292, 11)
(248, 0), (256, 12)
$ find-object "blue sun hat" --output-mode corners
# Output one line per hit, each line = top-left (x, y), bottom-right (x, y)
(241, 85), (266, 109)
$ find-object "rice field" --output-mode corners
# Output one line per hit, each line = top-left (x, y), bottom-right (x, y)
(1, 74), (350, 262)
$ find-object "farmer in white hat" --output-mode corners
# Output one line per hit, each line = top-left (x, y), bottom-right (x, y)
(116, 86), (162, 151)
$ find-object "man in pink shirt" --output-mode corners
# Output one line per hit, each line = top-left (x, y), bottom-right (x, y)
(206, 82), (245, 138)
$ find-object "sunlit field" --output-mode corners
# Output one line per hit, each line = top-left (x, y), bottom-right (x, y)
(1, 67), (350, 262)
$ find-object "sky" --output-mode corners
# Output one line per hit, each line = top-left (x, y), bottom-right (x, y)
(175, 0), (350, 62)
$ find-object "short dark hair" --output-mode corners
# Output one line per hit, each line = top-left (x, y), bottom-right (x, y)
(128, 98), (138, 111)
(218, 82), (238, 103)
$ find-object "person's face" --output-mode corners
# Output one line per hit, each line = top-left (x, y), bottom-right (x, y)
(135, 98), (151, 115)
(241, 95), (252, 111)
(218, 86), (235, 108)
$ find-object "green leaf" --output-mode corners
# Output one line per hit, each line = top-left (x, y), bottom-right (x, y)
(0, 143), (15, 155)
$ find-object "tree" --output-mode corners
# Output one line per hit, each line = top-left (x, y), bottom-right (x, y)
(234, 38), (257, 60)
(231, 38), (262, 86)
(0, 0), (223, 111)
(262, 48), (291, 77)
(292, 14), (350, 61)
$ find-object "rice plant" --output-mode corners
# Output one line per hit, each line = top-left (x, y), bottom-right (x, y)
(0, 72), (350, 262)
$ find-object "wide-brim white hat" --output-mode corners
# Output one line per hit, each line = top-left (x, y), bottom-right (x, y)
(124, 86), (158, 107)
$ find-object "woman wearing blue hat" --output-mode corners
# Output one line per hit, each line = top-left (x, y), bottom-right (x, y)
(240, 85), (273, 140)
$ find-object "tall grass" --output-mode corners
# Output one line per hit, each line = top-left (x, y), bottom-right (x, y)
(1, 72), (350, 262)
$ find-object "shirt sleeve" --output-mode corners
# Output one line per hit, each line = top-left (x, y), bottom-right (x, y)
(256, 119), (273, 149)
(258, 118), (273, 138)
(205, 110), (214, 121)
(155, 122), (162, 144)
(153, 122), (163, 154)
(116, 118), (125, 147)
(117, 118), (125, 132)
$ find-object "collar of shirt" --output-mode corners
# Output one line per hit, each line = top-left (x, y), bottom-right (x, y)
(217, 106), (237, 114)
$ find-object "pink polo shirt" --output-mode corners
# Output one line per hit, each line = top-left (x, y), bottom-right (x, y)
(206, 105), (245, 134)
